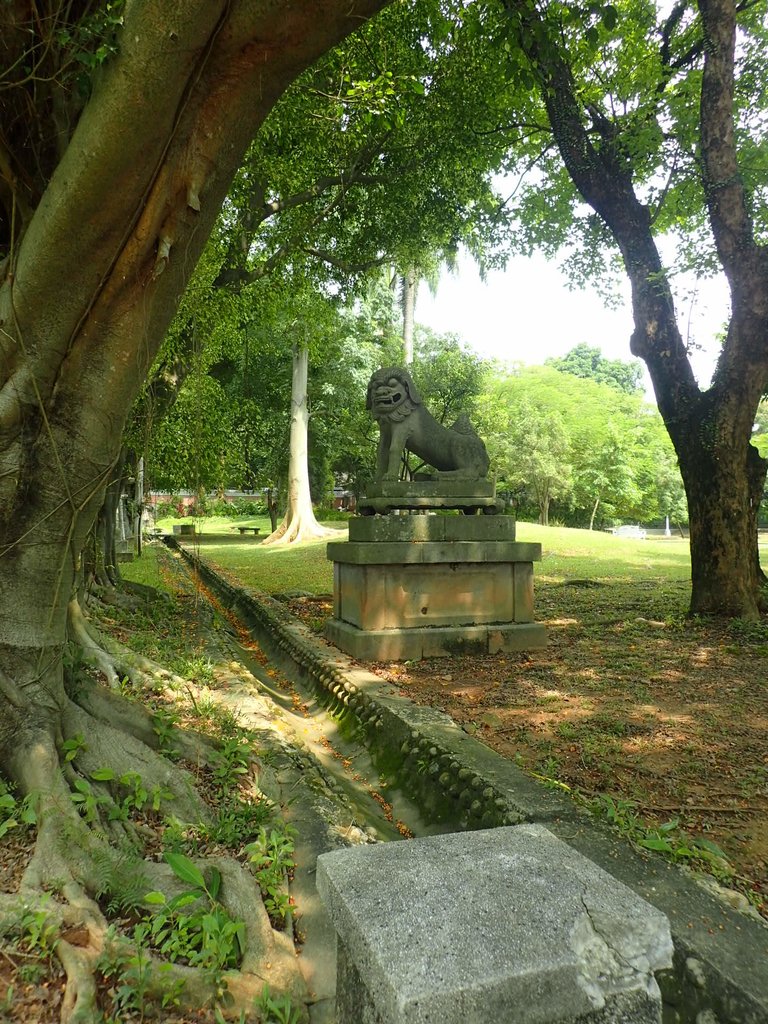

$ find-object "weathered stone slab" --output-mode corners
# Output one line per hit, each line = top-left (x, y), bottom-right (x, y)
(348, 515), (517, 544)
(324, 618), (548, 660)
(334, 561), (522, 629)
(327, 540), (541, 565)
(317, 824), (673, 1024)
(365, 479), (497, 498)
(358, 479), (503, 514)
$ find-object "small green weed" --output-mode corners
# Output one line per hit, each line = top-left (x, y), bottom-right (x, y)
(17, 963), (45, 985)
(153, 707), (181, 757)
(18, 900), (59, 957)
(92, 768), (174, 819)
(143, 852), (246, 1000)
(92, 848), (151, 916)
(211, 737), (252, 794)
(1, 985), (14, 1015)
(530, 756), (570, 790)
(98, 923), (159, 1018)
(740, 765), (768, 797)
(70, 778), (105, 823)
(589, 796), (731, 875)
(184, 689), (243, 737)
(173, 655), (217, 686)
(246, 825), (296, 924)
(0, 779), (36, 839)
(61, 734), (87, 762)
(589, 794), (644, 837)
(727, 618), (768, 643)
(208, 799), (274, 847)
(590, 713), (629, 738)
(556, 721), (577, 740)
(252, 983), (302, 1024)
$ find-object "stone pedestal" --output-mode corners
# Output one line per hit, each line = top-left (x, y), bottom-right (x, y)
(358, 479), (502, 515)
(325, 515), (546, 660)
(317, 824), (673, 1024)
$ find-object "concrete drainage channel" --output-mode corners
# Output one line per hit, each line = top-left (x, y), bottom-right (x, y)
(169, 540), (768, 1024)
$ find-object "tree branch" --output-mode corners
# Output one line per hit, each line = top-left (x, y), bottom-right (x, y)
(697, 0), (757, 275)
(501, 0), (697, 414)
(300, 246), (385, 273)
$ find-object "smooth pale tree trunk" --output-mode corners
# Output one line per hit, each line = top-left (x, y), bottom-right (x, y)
(262, 343), (336, 546)
(589, 496), (600, 531)
(135, 456), (144, 558)
(539, 495), (550, 527)
(401, 268), (418, 365)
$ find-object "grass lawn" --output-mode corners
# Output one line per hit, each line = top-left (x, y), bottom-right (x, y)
(150, 516), (692, 598)
(153, 514), (346, 594)
(130, 517), (768, 914)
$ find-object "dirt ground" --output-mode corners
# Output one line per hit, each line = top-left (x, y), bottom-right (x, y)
(287, 578), (768, 918)
(2, 570), (766, 1023)
(0, 560), (292, 1024)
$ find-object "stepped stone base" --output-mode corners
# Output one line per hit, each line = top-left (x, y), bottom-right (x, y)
(324, 618), (546, 661)
(326, 514), (546, 661)
(358, 479), (502, 515)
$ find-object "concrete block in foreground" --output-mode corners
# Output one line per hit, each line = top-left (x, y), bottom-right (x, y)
(317, 824), (673, 1024)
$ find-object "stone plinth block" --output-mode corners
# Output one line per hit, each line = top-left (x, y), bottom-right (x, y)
(349, 515), (517, 544)
(327, 540), (541, 566)
(326, 515), (545, 659)
(359, 479), (501, 515)
(330, 560), (536, 630)
(317, 824), (673, 1024)
(324, 618), (547, 660)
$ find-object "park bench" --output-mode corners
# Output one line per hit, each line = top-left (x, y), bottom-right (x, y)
(234, 526), (261, 535)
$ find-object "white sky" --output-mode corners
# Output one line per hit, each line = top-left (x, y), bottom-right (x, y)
(415, 251), (730, 403)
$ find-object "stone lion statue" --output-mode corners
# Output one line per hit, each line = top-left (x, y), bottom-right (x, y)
(366, 367), (490, 481)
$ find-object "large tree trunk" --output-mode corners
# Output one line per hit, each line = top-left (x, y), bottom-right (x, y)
(506, 0), (768, 617)
(0, 3), (391, 1013)
(682, 434), (765, 616)
(0, 0), (388, 752)
(0, 8), (391, 1003)
(262, 343), (336, 546)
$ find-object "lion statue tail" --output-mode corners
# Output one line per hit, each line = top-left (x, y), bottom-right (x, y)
(451, 412), (480, 436)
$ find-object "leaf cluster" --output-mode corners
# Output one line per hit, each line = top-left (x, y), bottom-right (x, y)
(477, 358), (684, 525)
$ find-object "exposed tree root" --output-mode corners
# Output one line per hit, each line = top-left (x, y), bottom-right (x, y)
(1, 674), (308, 1021)
(61, 700), (210, 824)
(68, 597), (189, 691)
(70, 671), (218, 764)
(87, 581), (146, 612)
(58, 939), (99, 1024)
(262, 511), (337, 547)
(0, 563), (314, 1022)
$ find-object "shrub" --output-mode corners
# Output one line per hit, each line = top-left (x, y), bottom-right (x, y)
(153, 500), (179, 519)
(314, 506), (351, 522)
